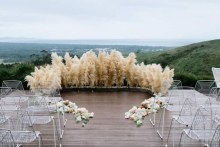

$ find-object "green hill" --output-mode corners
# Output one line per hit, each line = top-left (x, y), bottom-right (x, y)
(136, 39), (220, 86)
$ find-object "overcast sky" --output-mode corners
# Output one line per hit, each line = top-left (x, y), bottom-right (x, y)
(0, 0), (220, 40)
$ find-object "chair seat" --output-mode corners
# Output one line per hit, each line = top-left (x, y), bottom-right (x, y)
(183, 129), (216, 141)
(0, 105), (20, 111)
(11, 131), (40, 143)
(28, 105), (57, 113)
(0, 115), (10, 124)
(1, 96), (28, 103)
(47, 105), (57, 112)
(157, 96), (168, 103)
(29, 116), (52, 124)
(173, 115), (193, 125)
(166, 104), (183, 112)
(27, 106), (49, 113)
(46, 97), (63, 103)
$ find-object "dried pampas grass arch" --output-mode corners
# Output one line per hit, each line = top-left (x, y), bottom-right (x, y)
(25, 50), (174, 96)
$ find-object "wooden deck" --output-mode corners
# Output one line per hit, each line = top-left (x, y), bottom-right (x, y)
(24, 90), (208, 147)
(59, 91), (204, 147)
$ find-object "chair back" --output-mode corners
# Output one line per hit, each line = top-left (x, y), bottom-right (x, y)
(0, 129), (15, 146)
(195, 80), (216, 95)
(2, 80), (24, 91)
(0, 87), (12, 98)
(0, 105), (8, 125)
(212, 67), (220, 88)
(209, 125), (220, 147)
(170, 80), (182, 89)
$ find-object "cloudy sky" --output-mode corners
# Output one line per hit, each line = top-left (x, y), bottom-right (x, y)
(0, 0), (220, 40)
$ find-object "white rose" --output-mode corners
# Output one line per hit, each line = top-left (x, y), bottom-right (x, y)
(56, 102), (63, 108)
(125, 112), (131, 119)
(136, 119), (143, 126)
(89, 112), (94, 118)
(76, 116), (82, 122)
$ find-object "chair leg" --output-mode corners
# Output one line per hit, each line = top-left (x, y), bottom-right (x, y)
(150, 111), (156, 126)
(172, 120), (176, 147)
(157, 107), (166, 139)
(150, 98), (156, 126)
(57, 106), (65, 139)
(54, 116), (62, 147)
(179, 131), (186, 147)
(52, 118), (57, 147)
(57, 111), (63, 139)
(38, 134), (43, 147)
(166, 118), (176, 147)
(62, 112), (67, 127)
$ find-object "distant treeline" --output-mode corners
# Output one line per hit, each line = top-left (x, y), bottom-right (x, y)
(0, 50), (51, 88)
(0, 42), (170, 63)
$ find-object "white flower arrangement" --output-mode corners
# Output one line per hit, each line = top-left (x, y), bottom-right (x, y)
(125, 96), (167, 127)
(75, 108), (94, 127)
(125, 106), (147, 127)
(56, 100), (94, 127)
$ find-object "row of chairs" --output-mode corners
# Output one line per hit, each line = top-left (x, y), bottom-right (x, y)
(195, 67), (220, 99)
(0, 80), (66, 147)
(149, 79), (220, 147)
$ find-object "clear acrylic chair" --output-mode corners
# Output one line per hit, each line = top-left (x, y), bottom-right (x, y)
(209, 124), (220, 147)
(0, 87), (12, 98)
(150, 80), (182, 126)
(0, 95), (28, 111)
(45, 88), (67, 133)
(155, 88), (182, 129)
(0, 129), (16, 146)
(0, 104), (15, 144)
(1, 81), (27, 107)
(212, 67), (220, 88)
(161, 86), (195, 112)
(165, 98), (196, 146)
(32, 81), (67, 137)
(211, 67), (220, 101)
(1, 110), (42, 147)
(26, 95), (61, 147)
(195, 80), (216, 95)
(0, 87), (22, 119)
(166, 97), (212, 146)
(30, 87), (66, 139)
(170, 80), (182, 89)
(209, 87), (220, 101)
(156, 86), (195, 139)
(0, 105), (13, 129)
(2, 80), (25, 95)
(179, 107), (214, 147)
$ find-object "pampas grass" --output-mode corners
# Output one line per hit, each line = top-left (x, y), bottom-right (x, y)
(25, 50), (174, 95)
(97, 51), (109, 86)
(125, 53), (137, 87)
(25, 65), (61, 90)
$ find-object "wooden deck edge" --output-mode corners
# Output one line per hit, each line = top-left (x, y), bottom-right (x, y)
(60, 87), (154, 96)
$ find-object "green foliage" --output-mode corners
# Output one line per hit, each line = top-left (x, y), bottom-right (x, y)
(0, 50), (51, 89)
(0, 63), (34, 89)
(29, 50), (51, 65)
(174, 72), (198, 87)
(136, 39), (220, 86)
(0, 42), (169, 63)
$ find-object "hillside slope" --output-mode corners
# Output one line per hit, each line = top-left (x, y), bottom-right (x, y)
(137, 39), (220, 86)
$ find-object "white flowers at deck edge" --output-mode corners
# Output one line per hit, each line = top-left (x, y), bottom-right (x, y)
(57, 100), (94, 127)
(125, 106), (147, 127)
(125, 96), (167, 127)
